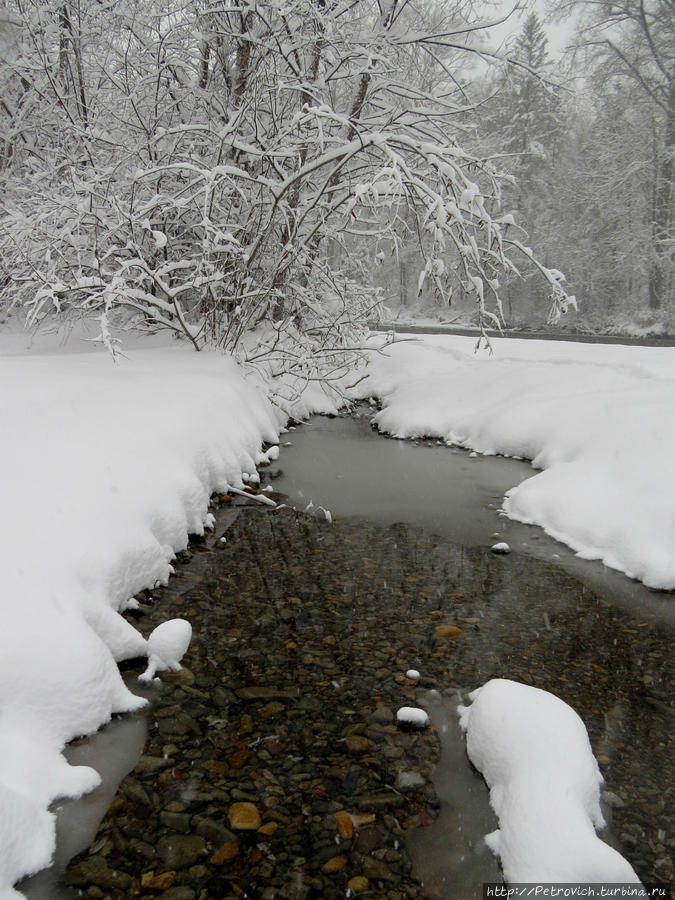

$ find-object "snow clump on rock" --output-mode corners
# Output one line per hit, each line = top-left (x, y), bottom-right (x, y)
(139, 619), (192, 682)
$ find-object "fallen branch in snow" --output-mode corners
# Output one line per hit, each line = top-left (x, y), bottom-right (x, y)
(226, 485), (278, 507)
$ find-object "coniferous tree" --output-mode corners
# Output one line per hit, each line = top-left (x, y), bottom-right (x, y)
(477, 13), (566, 324)
(566, 0), (674, 312)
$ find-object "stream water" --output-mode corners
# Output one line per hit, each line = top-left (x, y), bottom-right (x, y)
(271, 410), (673, 625)
(20, 411), (674, 898)
(269, 411), (674, 892)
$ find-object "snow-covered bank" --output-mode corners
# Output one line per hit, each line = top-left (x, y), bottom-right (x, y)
(358, 334), (675, 590)
(458, 679), (640, 882)
(0, 336), (282, 897)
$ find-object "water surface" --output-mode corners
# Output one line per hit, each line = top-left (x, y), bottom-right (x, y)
(271, 411), (673, 624)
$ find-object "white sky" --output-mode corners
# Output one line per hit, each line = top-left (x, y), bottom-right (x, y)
(482, 0), (576, 59)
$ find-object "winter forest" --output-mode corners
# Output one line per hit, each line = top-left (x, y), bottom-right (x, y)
(1, 3), (674, 896)
(0, 0), (673, 364)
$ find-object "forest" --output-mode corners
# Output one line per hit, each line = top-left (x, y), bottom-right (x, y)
(0, 5), (673, 895)
(0, 0), (672, 362)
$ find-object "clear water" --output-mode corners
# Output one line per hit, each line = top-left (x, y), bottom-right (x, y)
(406, 689), (504, 898)
(268, 411), (674, 895)
(19, 691), (149, 900)
(271, 411), (673, 625)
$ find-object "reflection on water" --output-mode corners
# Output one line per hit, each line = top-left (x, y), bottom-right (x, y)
(267, 416), (674, 892)
(406, 689), (503, 896)
(273, 411), (531, 546)
(19, 705), (149, 900)
(272, 413), (674, 624)
(195, 509), (672, 892)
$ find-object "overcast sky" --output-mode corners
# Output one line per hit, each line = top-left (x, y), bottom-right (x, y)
(483, 0), (576, 58)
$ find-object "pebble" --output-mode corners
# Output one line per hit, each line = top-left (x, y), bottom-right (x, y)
(396, 707), (430, 728)
(66, 857), (132, 891)
(334, 810), (354, 839)
(159, 811), (191, 833)
(345, 734), (373, 754)
(141, 871), (176, 889)
(395, 771), (426, 791)
(321, 855), (347, 873)
(229, 801), (262, 830)
(362, 856), (396, 881)
(371, 703), (395, 723)
(157, 836), (206, 869)
(61, 504), (670, 898)
(156, 889), (195, 900)
(434, 624), (463, 639)
(210, 841), (239, 864)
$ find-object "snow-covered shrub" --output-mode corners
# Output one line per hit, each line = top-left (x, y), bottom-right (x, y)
(0, 0), (574, 358)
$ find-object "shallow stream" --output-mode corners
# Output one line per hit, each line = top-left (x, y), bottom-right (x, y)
(20, 411), (674, 899)
(271, 410), (673, 624)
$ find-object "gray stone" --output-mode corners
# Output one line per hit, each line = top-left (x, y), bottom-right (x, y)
(236, 686), (299, 700)
(361, 856), (396, 881)
(157, 835), (207, 869)
(193, 816), (237, 845)
(119, 776), (152, 809)
(66, 856), (132, 891)
(394, 771), (426, 791)
(157, 888), (196, 900)
(345, 734), (372, 754)
(158, 713), (201, 737)
(128, 838), (156, 860)
(356, 792), (405, 809)
(213, 685), (236, 707)
(354, 825), (387, 854)
(159, 811), (192, 833)
(135, 754), (173, 776)
(370, 704), (395, 724)
(602, 790), (625, 809)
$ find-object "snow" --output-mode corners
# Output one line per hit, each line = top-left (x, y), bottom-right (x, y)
(396, 706), (430, 727)
(357, 333), (675, 589)
(458, 679), (640, 883)
(1, 321), (669, 892)
(490, 541), (511, 554)
(139, 619), (193, 682)
(0, 329), (283, 897)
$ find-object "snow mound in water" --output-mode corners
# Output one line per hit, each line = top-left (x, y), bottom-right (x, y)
(139, 619), (193, 682)
(458, 678), (640, 883)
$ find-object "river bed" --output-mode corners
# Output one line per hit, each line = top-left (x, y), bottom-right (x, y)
(20, 412), (674, 899)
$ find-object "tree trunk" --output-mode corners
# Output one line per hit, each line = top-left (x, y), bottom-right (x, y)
(649, 80), (674, 311)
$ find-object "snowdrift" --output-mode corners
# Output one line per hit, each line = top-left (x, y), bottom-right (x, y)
(458, 679), (640, 883)
(358, 334), (675, 589)
(0, 341), (281, 897)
